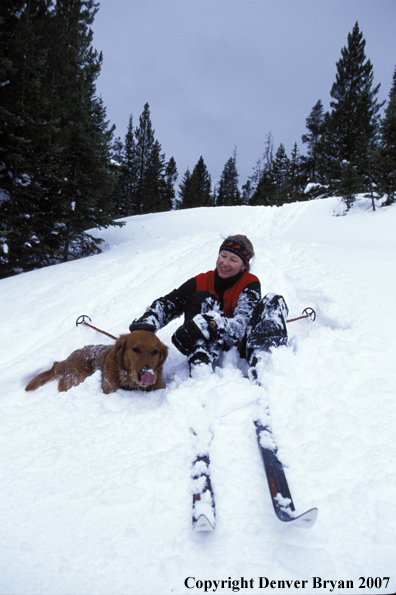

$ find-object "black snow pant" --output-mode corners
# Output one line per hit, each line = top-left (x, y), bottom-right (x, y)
(171, 291), (289, 368)
(243, 292), (289, 366)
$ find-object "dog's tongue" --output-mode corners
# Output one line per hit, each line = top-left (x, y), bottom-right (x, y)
(140, 371), (155, 386)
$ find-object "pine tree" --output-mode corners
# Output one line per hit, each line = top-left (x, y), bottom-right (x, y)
(47, 0), (120, 261)
(163, 157), (178, 211)
(142, 139), (166, 213)
(112, 136), (123, 165)
(179, 156), (212, 209)
(262, 132), (275, 172)
(0, 0), (121, 277)
(248, 133), (275, 206)
(375, 67), (396, 205)
(271, 144), (290, 205)
(317, 22), (384, 207)
(114, 114), (137, 216)
(301, 100), (324, 182)
(193, 156), (212, 207)
(216, 150), (241, 206)
(134, 102), (155, 214)
(289, 143), (307, 202)
(339, 160), (361, 210)
(113, 105), (176, 216)
(177, 168), (193, 209)
(0, 0), (60, 275)
(241, 179), (252, 205)
(248, 160), (263, 198)
(249, 170), (276, 206)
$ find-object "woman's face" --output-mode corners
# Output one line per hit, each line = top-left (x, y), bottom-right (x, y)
(216, 250), (245, 279)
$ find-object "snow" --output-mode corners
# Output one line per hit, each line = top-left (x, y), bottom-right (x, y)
(1, 197), (396, 594)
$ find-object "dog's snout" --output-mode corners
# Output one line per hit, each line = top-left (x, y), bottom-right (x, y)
(139, 366), (156, 386)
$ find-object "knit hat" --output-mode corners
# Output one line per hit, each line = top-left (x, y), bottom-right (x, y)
(219, 238), (252, 267)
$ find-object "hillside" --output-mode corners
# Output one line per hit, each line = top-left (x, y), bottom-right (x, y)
(1, 197), (395, 595)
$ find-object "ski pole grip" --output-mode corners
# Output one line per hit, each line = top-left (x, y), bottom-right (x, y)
(302, 307), (316, 321)
(76, 315), (92, 326)
(286, 307), (316, 324)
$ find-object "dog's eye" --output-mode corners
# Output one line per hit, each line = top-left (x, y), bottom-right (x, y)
(151, 349), (159, 356)
(132, 347), (141, 354)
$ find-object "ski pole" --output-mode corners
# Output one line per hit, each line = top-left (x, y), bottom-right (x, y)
(76, 315), (118, 341)
(287, 307), (316, 324)
(76, 306), (316, 341)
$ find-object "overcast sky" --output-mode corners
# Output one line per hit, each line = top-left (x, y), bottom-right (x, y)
(92, 0), (396, 187)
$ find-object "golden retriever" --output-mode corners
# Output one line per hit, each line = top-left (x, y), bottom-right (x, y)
(25, 330), (168, 394)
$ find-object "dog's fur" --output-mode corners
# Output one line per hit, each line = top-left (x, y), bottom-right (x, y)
(25, 331), (168, 394)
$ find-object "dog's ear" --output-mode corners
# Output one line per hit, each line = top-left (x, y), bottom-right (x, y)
(113, 336), (127, 366)
(158, 345), (168, 365)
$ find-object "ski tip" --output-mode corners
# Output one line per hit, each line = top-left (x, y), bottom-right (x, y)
(193, 514), (215, 532)
(290, 507), (318, 528)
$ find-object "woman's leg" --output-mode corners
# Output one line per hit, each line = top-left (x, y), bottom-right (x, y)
(243, 293), (289, 368)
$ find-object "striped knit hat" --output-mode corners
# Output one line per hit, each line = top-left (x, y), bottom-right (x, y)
(219, 238), (252, 267)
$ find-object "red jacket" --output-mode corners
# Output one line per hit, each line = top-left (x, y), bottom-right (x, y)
(195, 270), (260, 318)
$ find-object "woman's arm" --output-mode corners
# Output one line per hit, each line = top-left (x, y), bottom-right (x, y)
(129, 277), (197, 332)
(224, 280), (261, 343)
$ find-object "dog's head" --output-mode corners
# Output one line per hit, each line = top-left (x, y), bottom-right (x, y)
(113, 331), (168, 390)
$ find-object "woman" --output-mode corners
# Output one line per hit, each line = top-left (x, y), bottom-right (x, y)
(129, 235), (289, 376)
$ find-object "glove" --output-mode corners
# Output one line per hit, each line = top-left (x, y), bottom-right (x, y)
(193, 313), (220, 340)
(171, 313), (223, 356)
(129, 318), (156, 333)
(171, 320), (203, 356)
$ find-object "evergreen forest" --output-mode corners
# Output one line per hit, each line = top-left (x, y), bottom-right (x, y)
(1, 2), (396, 278)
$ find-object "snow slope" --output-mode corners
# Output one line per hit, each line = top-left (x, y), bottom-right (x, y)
(1, 197), (396, 595)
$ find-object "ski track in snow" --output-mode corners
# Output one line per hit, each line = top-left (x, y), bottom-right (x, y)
(1, 198), (396, 594)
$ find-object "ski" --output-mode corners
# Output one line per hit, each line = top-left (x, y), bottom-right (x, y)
(254, 419), (318, 527)
(191, 453), (216, 531)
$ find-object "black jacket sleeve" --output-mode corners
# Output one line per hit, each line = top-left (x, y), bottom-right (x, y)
(129, 277), (197, 332)
(224, 280), (261, 344)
